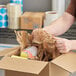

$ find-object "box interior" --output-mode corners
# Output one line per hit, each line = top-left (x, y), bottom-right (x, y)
(0, 47), (76, 76)
(0, 48), (49, 75)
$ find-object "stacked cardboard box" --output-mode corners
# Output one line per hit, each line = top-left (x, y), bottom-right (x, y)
(0, 47), (76, 76)
(20, 12), (45, 30)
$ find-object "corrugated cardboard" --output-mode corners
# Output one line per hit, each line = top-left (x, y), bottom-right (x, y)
(0, 47), (76, 76)
(0, 47), (20, 57)
(51, 63), (69, 76)
(20, 12), (45, 30)
(52, 52), (76, 73)
(0, 57), (49, 76)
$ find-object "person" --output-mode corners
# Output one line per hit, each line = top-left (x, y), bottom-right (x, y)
(32, 0), (76, 53)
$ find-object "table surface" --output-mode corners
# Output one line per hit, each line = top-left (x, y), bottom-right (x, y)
(0, 44), (19, 50)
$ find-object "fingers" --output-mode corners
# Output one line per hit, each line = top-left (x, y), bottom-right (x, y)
(56, 39), (65, 49)
(55, 37), (70, 53)
(56, 43), (67, 53)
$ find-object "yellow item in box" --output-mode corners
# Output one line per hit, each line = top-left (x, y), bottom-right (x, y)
(20, 52), (28, 58)
(11, 55), (28, 60)
(20, 12), (45, 30)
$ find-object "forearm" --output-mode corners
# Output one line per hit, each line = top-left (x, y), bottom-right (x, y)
(70, 40), (76, 50)
(43, 12), (75, 36)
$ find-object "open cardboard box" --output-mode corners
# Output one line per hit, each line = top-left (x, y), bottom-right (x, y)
(0, 47), (76, 76)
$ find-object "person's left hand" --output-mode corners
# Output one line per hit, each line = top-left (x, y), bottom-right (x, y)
(55, 37), (71, 53)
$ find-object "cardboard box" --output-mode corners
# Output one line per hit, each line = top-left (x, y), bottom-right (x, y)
(20, 12), (45, 30)
(0, 47), (76, 76)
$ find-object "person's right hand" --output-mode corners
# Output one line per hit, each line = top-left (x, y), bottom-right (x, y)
(55, 37), (71, 53)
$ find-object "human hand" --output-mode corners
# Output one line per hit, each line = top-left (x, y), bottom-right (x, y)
(55, 37), (71, 53)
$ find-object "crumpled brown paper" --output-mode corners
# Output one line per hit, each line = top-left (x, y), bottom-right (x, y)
(15, 29), (61, 61)
(32, 29), (61, 61)
(15, 31), (31, 50)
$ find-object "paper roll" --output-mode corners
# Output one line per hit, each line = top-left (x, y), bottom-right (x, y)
(44, 11), (59, 27)
(10, 0), (23, 13)
(8, 17), (20, 29)
(7, 3), (22, 17)
(52, 0), (65, 16)
(0, 5), (8, 28)
(7, 3), (22, 29)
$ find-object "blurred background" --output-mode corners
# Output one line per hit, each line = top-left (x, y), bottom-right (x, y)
(0, 0), (70, 12)
(0, 0), (73, 45)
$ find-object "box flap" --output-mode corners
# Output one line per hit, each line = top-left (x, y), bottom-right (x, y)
(0, 47), (20, 56)
(0, 57), (48, 75)
(51, 52), (76, 73)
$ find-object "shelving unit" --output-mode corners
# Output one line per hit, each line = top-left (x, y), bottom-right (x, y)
(0, 28), (17, 44)
(0, 28), (32, 44)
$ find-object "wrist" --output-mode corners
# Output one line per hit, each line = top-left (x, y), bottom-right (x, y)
(69, 40), (73, 50)
(43, 28), (54, 36)
(69, 40), (76, 50)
